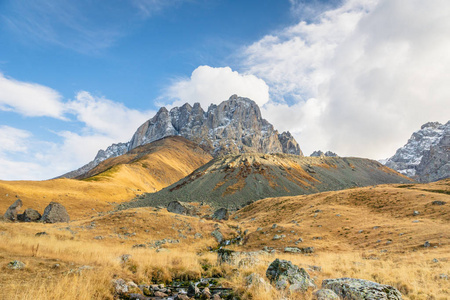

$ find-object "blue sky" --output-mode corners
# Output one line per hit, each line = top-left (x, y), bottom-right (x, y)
(1, 0), (449, 180)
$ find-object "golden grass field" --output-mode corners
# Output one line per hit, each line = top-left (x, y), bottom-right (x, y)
(0, 169), (449, 299)
(0, 137), (212, 219)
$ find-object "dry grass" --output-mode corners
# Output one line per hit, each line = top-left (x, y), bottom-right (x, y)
(0, 180), (449, 299)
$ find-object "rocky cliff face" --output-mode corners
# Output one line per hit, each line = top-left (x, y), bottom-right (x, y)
(385, 121), (450, 182)
(61, 95), (301, 178)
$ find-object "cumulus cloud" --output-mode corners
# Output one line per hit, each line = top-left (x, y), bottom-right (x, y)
(67, 91), (155, 141)
(0, 125), (32, 154)
(0, 73), (65, 118)
(164, 66), (270, 108)
(0, 76), (155, 180)
(242, 0), (450, 158)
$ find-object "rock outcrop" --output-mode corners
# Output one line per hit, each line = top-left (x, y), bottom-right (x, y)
(166, 201), (197, 216)
(41, 202), (70, 223)
(266, 259), (316, 292)
(311, 150), (338, 157)
(322, 278), (402, 299)
(385, 121), (449, 182)
(17, 208), (41, 222)
(3, 199), (23, 221)
(61, 95), (302, 178)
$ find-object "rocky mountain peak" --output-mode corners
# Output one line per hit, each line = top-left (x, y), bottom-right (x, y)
(61, 95), (302, 178)
(384, 121), (449, 182)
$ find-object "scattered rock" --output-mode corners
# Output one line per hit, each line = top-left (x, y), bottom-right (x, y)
(413, 210), (420, 216)
(272, 224), (278, 229)
(432, 200), (446, 205)
(17, 208), (41, 222)
(322, 278), (402, 299)
(154, 291), (168, 297)
(284, 247), (302, 254)
(432, 258), (439, 263)
(187, 283), (200, 297)
(212, 208), (229, 220)
(4, 199), (23, 221)
(439, 274), (448, 280)
(266, 258), (316, 292)
(35, 232), (48, 237)
(273, 234), (282, 240)
(8, 260), (25, 270)
(167, 201), (197, 216)
(313, 288), (340, 300)
(211, 229), (223, 243)
(424, 241), (431, 247)
(40, 202), (70, 223)
(112, 279), (128, 294)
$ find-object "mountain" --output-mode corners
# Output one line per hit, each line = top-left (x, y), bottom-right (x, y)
(0, 136), (212, 218)
(119, 153), (411, 211)
(385, 121), (450, 182)
(310, 150), (338, 157)
(61, 95), (301, 179)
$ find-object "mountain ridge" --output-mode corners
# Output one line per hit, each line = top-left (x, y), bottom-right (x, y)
(385, 121), (450, 182)
(61, 95), (301, 179)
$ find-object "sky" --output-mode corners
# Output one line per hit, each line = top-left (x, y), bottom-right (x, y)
(0, 0), (449, 180)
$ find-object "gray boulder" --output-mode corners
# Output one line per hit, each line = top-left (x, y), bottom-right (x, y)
(266, 259), (316, 292)
(322, 278), (402, 299)
(4, 199), (23, 221)
(18, 208), (42, 222)
(8, 260), (25, 270)
(313, 289), (340, 300)
(212, 207), (229, 220)
(40, 202), (70, 223)
(167, 201), (197, 216)
(211, 229), (223, 243)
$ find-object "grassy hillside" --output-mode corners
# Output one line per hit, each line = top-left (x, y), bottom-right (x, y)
(0, 136), (212, 218)
(121, 153), (413, 210)
(0, 180), (448, 299)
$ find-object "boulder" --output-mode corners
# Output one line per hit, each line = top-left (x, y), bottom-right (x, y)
(8, 260), (25, 270)
(17, 208), (41, 222)
(266, 259), (316, 292)
(313, 289), (340, 299)
(212, 208), (229, 220)
(322, 278), (402, 299)
(211, 229), (223, 243)
(167, 201), (197, 216)
(40, 202), (70, 223)
(4, 199), (23, 221)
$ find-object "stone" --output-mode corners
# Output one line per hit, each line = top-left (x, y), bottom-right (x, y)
(40, 202), (70, 223)
(111, 278), (128, 294)
(35, 232), (48, 237)
(187, 283), (200, 297)
(322, 278), (402, 299)
(432, 200), (446, 205)
(127, 293), (147, 300)
(273, 234), (282, 240)
(413, 210), (420, 216)
(211, 229), (223, 243)
(154, 291), (168, 297)
(313, 289), (340, 300)
(266, 259), (316, 292)
(176, 295), (190, 300)
(167, 201), (197, 216)
(272, 224), (278, 229)
(4, 199), (23, 221)
(17, 208), (41, 222)
(8, 260), (25, 270)
(284, 247), (302, 253)
(424, 241), (431, 247)
(212, 208), (229, 220)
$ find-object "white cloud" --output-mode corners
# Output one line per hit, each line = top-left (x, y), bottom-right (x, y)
(0, 73), (65, 118)
(241, 0), (450, 158)
(67, 91), (155, 141)
(164, 65), (270, 108)
(0, 125), (32, 154)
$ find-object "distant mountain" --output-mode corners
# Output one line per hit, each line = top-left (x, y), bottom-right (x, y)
(310, 150), (338, 157)
(385, 121), (450, 182)
(61, 95), (301, 179)
(119, 153), (411, 211)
